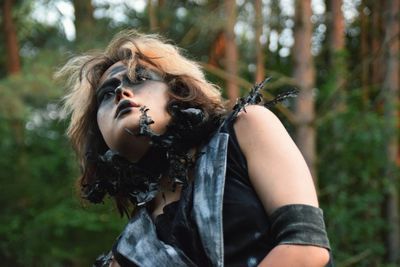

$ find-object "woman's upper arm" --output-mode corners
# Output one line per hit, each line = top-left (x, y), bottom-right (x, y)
(234, 105), (319, 214)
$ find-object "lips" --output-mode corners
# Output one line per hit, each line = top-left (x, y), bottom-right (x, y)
(115, 99), (140, 118)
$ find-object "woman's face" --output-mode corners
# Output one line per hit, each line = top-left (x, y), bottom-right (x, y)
(96, 61), (171, 162)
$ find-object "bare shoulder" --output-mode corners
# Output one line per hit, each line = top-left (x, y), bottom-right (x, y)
(232, 105), (318, 214)
(233, 105), (293, 156)
(235, 104), (280, 124)
(233, 104), (292, 135)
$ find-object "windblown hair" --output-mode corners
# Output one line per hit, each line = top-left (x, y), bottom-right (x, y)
(57, 30), (226, 209)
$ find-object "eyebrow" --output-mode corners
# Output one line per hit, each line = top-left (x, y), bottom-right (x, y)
(96, 78), (121, 92)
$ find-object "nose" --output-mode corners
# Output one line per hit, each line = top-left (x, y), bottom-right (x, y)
(114, 85), (134, 103)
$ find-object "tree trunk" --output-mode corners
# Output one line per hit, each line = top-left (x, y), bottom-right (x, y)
(329, 0), (345, 52)
(157, 0), (168, 33)
(3, 0), (21, 75)
(383, 0), (400, 263)
(73, 0), (95, 42)
(371, 0), (383, 86)
(254, 0), (265, 83)
(328, 0), (346, 111)
(148, 0), (158, 31)
(209, 31), (226, 67)
(360, 0), (370, 104)
(224, 0), (239, 107)
(293, 0), (317, 183)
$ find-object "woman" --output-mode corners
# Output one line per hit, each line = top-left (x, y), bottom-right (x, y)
(59, 30), (332, 267)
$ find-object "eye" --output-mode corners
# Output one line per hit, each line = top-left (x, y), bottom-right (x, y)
(97, 87), (116, 104)
(134, 67), (151, 83)
(136, 74), (149, 82)
(103, 89), (115, 99)
(96, 78), (121, 104)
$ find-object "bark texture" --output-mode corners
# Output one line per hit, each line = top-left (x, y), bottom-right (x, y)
(224, 0), (239, 107)
(360, 0), (369, 103)
(73, 0), (95, 42)
(148, 0), (159, 31)
(371, 0), (384, 86)
(209, 31), (226, 67)
(254, 0), (265, 83)
(293, 0), (317, 183)
(3, 0), (21, 75)
(328, 0), (346, 110)
(329, 0), (345, 51)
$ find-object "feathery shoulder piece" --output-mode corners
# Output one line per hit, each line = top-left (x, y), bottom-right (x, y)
(231, 77), (298, 118)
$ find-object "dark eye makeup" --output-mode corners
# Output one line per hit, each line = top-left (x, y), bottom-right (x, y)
(96, 78), (120, 104)
(96, 66), (164, 104)
(129, 66), (164, 84)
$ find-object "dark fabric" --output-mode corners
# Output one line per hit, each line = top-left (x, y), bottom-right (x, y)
(221, 120), (275, 267)
(269, 204), (331, 249)
(154, 183), (211, 266)
(153, 118), (333, 267)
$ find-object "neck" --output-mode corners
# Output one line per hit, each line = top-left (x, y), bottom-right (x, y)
(151, 176), (183, 219)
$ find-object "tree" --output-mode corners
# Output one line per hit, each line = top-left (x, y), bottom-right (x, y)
(359, 0), (369, 103)
(371, 0), (383, 87)
(148, 0), (158, 31)
(254, 0), (265, 83)
(293, 0), (317, 182)
(209, 31), (226, 67)
(224, 0), (239, 107)
(328, 0), (345, 57)
(382, 0), (399, 263)
(2, 0), (21, 75)
(327, 0), (346, 111)
(73, 0), (95, 43)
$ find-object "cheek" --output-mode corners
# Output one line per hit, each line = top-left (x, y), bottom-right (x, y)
(157, 104), (172, 133)
(97, 107), (110, 136)
(96, 109), (115, 149)
(146, 92), (171, 133)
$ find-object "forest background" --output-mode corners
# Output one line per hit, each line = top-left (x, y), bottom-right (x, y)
(0, 0), (399, 266)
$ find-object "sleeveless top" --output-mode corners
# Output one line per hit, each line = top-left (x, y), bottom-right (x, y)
(154, 119), (274, 267)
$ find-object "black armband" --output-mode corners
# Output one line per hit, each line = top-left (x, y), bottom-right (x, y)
(269, 204), (331, 250)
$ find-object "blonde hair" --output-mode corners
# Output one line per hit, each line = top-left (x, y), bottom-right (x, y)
(57, 30), (225, 208)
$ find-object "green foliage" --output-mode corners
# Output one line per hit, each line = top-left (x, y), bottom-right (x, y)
(0, 34), (125, 266)
(318, 90), (393, 266)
